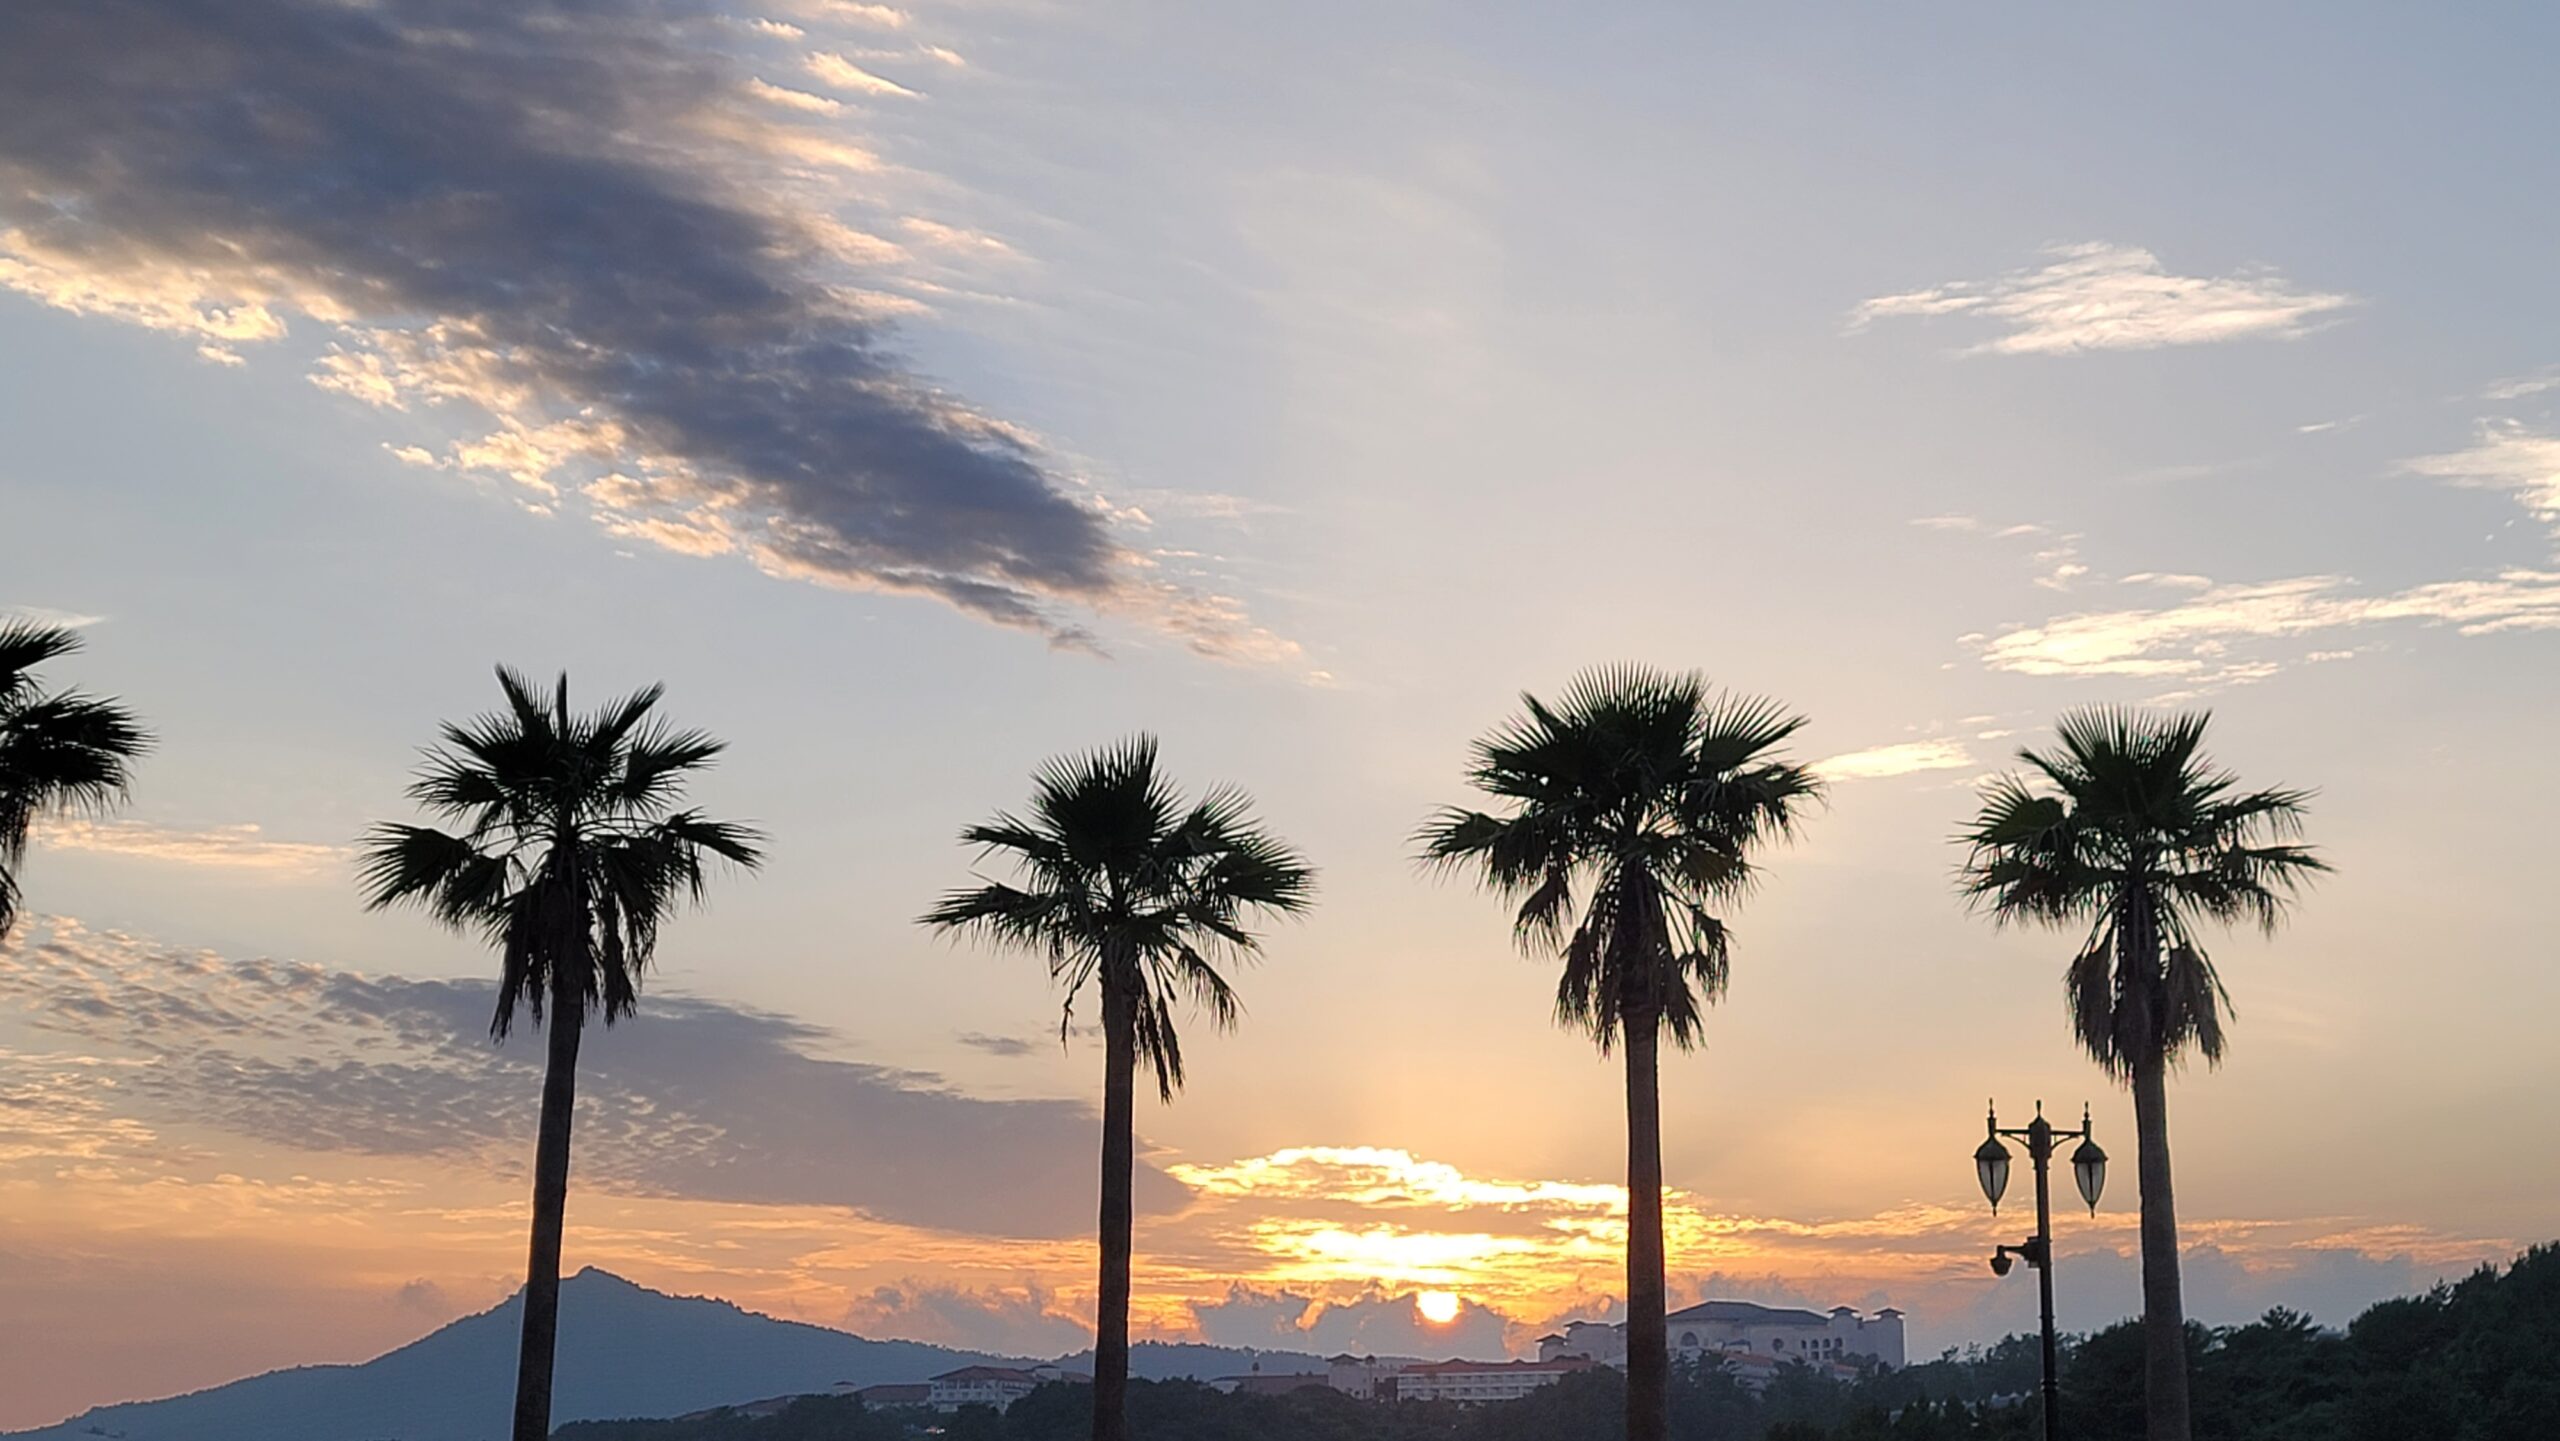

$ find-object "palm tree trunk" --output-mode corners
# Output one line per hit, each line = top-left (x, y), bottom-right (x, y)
(511, 995), (584, 1441)
(2132, 1052), (2191, 1441)
(1092, 983), (1137, 1441)
(1624, 1012), (1668, 1441)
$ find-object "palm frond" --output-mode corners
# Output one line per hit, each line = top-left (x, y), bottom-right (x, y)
(1425, 665), (1813, 1054)
(0, 692), (151, 852)
(363, 669), (758, 1037)
(922, 739), (1310, 1099)
(0, 622), (85, 697)
(1978, 708), (2320, 1075)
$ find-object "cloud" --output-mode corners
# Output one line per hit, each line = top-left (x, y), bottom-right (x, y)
(956, 1031), (1043, 1058)
(1170, 1146), (1621, 1213)
(843, 1279), (1095, 1356)
(1909, 516), (2087, 590)
(1811, 740), (1976, 783)
(36, 820), (347, 876)
(2403, 422), (2560, 535)
(0, 0), (1299, 666)
(808, 1), (908, 27)
(1189, 1282), (1514, 1360)
(391, 1277), (455, 1317)
(805, 51), (919, 98)
(1974, 571), (2560, 682)
(1852, 243), (2354, 355)
(746, 77), (844, 115)
(0, 917), (1183, 1237)
(0, 606), (105, 630)
(2481, 367), (2560, 402)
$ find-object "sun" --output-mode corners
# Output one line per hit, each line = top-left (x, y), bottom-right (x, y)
(1416, 1290), (1461, 1325)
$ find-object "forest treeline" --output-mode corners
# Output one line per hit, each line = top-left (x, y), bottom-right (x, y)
(554, 1243), (2559, 1441)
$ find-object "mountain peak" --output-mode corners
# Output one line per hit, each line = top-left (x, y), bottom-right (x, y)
(5, 1275), (1005, 1441)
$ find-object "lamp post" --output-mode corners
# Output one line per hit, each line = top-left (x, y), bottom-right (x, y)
(1974, 1100), (2106, 1441)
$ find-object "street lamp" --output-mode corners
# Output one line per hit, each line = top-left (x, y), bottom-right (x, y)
(1974, 1100), (2105, 1441)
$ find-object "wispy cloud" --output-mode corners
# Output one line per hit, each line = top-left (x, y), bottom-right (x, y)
(805, 51), (919, 98)
(36, 821), (347, 877)
(2481, 367), (2560, 402)
(1908, 516), (2085, 589)
(0, 605), (105, 630)
(0, 0), (1305, 671)
(2403, 422), (2560, 534)
(1811, 739), (1976, 782)
(1852, 243), (2354, 355)
(1975, 571), (2560, 681)
(745, 77), (844, 115)
(805, 1), (908, 27)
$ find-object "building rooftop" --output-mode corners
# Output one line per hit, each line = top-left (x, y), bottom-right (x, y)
(1398, 1357), (1599, 1376)
(854, 1383), (930, 1405)
(1664, 1299), (1835, 1327)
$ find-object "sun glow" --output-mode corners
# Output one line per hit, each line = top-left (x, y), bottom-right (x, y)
(1416, 1290), (1461, 1325)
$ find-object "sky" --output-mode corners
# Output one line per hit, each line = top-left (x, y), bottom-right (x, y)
(3, 0), (2558, 1429)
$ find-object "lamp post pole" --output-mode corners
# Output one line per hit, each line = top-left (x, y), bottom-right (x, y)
(1976, 1101), (2105, 1441)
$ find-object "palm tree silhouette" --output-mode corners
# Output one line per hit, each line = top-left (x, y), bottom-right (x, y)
(1420, 666), (1818, 1441)
(358, 667), (761, 1441)
(0, 621), (149, 942)
(922, 736), (1312, 1441)
(1959, 708), (2324, 1441)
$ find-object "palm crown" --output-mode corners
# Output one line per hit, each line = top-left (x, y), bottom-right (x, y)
(357, 667), (763, 1037)
(921, 736), (1313, 1100)
(1419, 665), (1821, 1051)
(1958, 707), (2326, 1076)
(0, 621), (151, 940)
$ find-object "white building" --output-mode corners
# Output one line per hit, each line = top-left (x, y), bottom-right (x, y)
(1383, 1357), (1601, 1405)
(925, 1363), (1088, 1412)
(1538, 1301), (1906, 1372)
(1325, 1353), (1399, 1400)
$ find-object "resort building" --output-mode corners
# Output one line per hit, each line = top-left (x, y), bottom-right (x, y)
(847, 1382), (929, 1408)
(1537, 1301), (1906, 1373)
(1382, 1357), (1601, 1405)
(1325, 1353), (1401, 1400)
(924, 1363), (1088, 1412)
(1207, 1363), (1332, 1396)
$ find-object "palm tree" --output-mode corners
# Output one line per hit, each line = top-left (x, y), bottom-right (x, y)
(0, 621), (149, 942)
(1958, 708), (2324, 1441)
(921, 736), (1312, 1441)
(1419, 666), (1819, 1441)
(358, 667), (761, 1441)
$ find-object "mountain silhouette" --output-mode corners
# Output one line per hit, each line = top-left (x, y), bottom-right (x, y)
(4, 1268), (1011, 1441)
(8, 1269), (1347, 1441)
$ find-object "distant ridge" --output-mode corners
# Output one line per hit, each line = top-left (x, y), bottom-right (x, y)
(3, 1269), (1006, 1441)
(7, 1270), (1348, 1441)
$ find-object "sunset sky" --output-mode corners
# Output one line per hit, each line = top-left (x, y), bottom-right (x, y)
(4, 1), (2558, 1431)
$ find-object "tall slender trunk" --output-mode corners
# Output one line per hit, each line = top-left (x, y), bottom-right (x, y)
(1624, 1012), (1668, 1441)
(512, 992), (584, 1441)
(2119, 881), (2192, 1441)
(1092, 982), (1137, 1441)
(2132, 1052), (2191, 1441)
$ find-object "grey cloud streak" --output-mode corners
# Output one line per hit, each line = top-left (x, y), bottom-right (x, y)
(0, 918), (1182, 1237)
(0, 0), (1274, 652)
